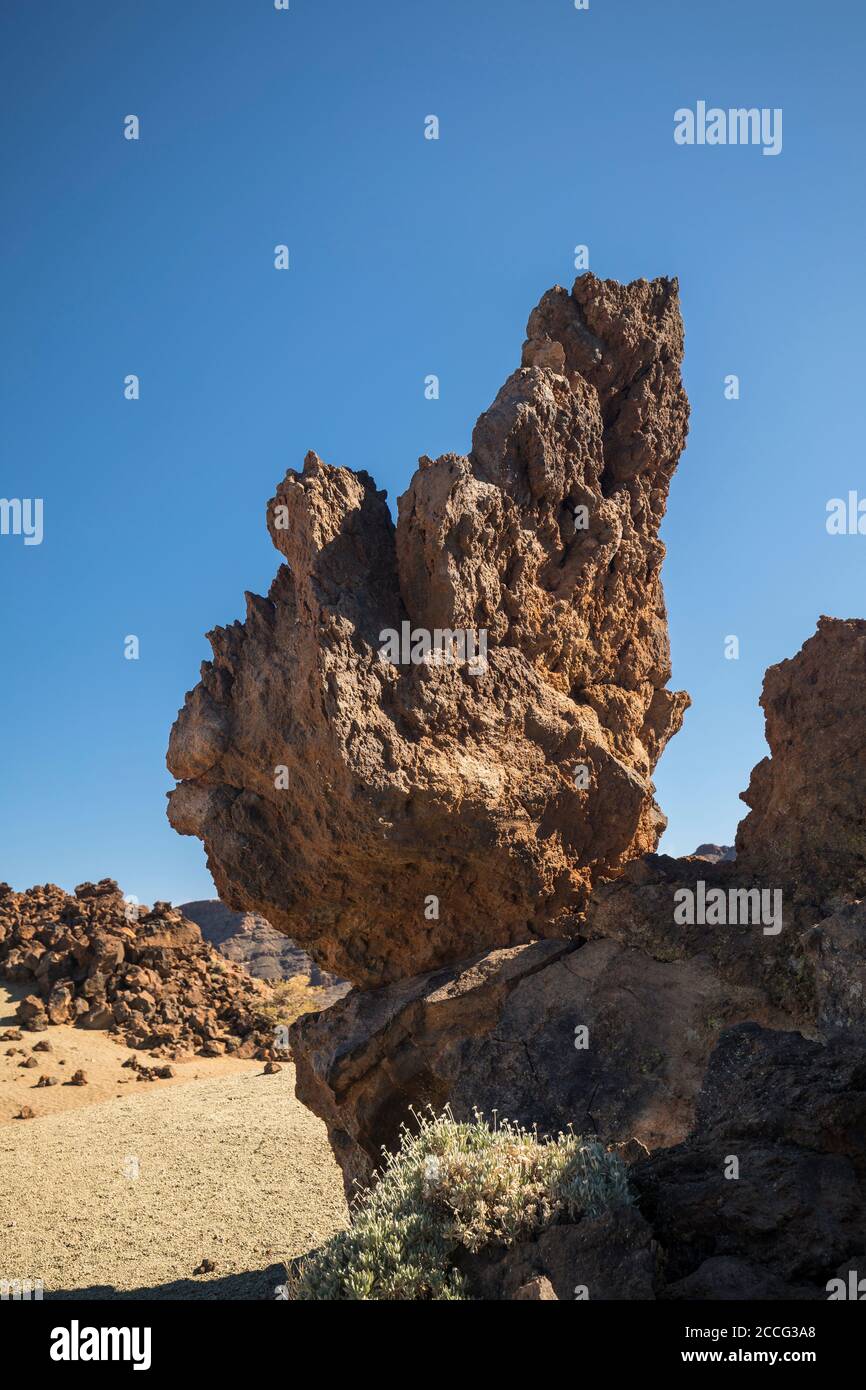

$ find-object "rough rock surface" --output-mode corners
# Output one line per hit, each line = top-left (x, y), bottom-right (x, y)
(736, 616), (866, 912)
(0, 879), (274, 1058)
(290, 908), (797, 1199)
(633, 1023), (866, 1298)
(584, 854), (816, 1021)
(458, 1206), (661, 1301)
(512, 1275), (558, 1300)
(167, 273), (690, 986)
(291, 821), (866, 1202)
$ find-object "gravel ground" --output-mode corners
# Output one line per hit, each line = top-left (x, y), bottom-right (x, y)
(0, 1067), (348, 1299)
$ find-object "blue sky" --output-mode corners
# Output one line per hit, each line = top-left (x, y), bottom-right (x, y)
(2, 0), (863, 906)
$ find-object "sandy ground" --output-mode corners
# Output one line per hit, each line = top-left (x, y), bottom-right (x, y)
(0, 981), (263, 1124)
(0, 985), (348, 1299)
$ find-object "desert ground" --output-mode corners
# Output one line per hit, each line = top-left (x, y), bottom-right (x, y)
(0, 983), (347, 1299)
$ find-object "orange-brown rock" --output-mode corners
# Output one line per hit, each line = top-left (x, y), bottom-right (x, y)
(736, 616), (866, 913)
(167, 274), (690, 986)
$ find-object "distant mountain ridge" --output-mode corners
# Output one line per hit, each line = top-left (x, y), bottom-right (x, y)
(691, 844), (736, 863)
(180, 900), (340, 985)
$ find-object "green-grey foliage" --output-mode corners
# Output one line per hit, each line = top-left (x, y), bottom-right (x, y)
(291, 1108), (632, 1300)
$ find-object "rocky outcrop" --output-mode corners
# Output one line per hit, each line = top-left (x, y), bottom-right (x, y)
(736, 616), (866, 912)
(0, 879), (274, 1058)
(167, 273), (690, 986)
(292, 828), (866, 1203)
(691, 843), (735, 863)
(633, 1023), (866, 1299)
(166, 258), (866, 1298)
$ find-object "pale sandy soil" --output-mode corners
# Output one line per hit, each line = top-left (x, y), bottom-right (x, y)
(0, 981), (262, 1124)
(0, 985), (348, 1299)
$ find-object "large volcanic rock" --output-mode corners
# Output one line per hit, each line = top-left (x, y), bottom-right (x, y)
(736, 616), (866, 913)
(166, 262), (866, 1298)
(167, 274), (690, 986)
(633, 1022), (866, 1299)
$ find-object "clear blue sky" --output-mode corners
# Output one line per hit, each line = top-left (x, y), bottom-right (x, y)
(2, 0), (863, 906)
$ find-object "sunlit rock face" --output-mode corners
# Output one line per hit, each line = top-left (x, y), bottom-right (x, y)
(736, 616), (866, 914)
(167, 274), (690, 987)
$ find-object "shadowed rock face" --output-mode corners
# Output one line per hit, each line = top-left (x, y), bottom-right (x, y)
(736, 616), (866, 912)
(289, 931), (795, 1200)
(167, 273), (690, 987)
(633, 1023), (866, 1298)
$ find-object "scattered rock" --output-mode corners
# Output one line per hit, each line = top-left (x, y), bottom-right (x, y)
(16, 1106), (34, 1119)
(35, 1075), (57, 1088)
(513, 1277), (558, 1300)
(69, 1070), (88, 1086)
(16, 995), (48, 1031)
(134, 1063), (174, 1082)
(193, 1258), (215, 1275)
(0, 879), (275, 1057)
(263, 1060), (282, 1075)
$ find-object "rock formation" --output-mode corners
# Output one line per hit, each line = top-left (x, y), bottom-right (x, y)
(0, 879), (274, 1058)
(691, 843), (735, 863)
(736, 615), (866, 911)
(167, 273), (690, 986)
(167, 262), (866, 1299)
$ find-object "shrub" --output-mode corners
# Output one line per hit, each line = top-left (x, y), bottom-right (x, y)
(291, 1108), (632, 1300)
(256, 974), (332, 1031)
